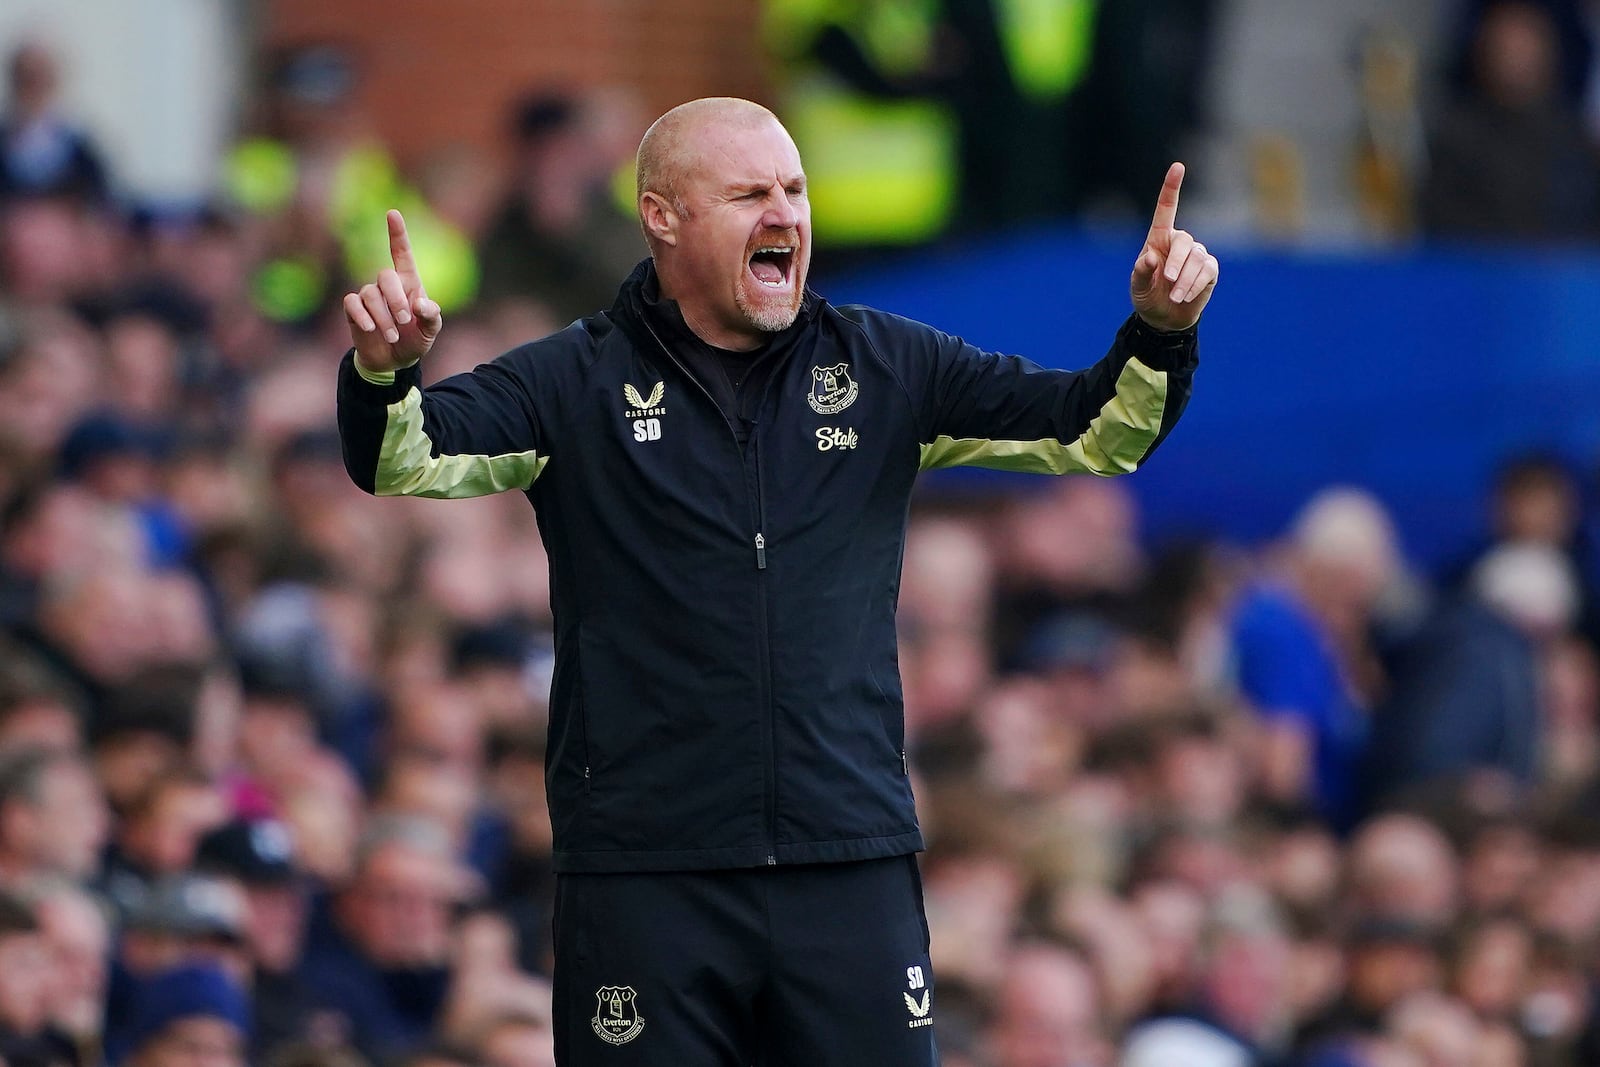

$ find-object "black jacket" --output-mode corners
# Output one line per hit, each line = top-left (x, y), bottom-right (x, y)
(337, 261), (1198, 872)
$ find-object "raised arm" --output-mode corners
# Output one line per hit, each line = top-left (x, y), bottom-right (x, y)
(875, 164), (1213, 476)
(1129, 163), (1219, 332)
(337, 211), (550, 500)
(344, 210), (444, 374)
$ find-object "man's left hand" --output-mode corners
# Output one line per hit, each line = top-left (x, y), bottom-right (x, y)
(1130, 163), (1219, 332)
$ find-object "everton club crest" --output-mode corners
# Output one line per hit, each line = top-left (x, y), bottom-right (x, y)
(808, 363), (859, 414)
(592, 986), (645, 1045)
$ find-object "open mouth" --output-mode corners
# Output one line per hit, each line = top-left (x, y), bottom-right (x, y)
(748, 245), (795, 289)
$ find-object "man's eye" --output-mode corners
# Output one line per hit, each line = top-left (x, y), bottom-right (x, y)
(742, 192), (763, 201)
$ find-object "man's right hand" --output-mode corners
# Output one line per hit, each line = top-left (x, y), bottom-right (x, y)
(343, 209), (443, 373)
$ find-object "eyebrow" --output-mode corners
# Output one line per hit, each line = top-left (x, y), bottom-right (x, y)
(726, 174), (807, 194)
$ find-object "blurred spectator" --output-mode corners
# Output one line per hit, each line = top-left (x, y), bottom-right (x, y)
(476, 91), (643, 323)
(298, 816), (473, 1062)
(481, 727), (553, 976)
(120, 963), (249, 1067)
(1120, 889), (1292, 1066)
(1469, 453), (1600, 647)
(1074, 0), (1221, 221)
(438, 911), (550, 1052)
(30, 883), (111, 1067)
(761, 0), (962, 246)
(1448, 0), (1596, 106)
(990, 941), (1108, 1067)
(0, 43), (109, 205)
(101, 769), (229, 906)
(1228, 489), (1400, 829)
(221, 43), (477, 321)
(0, 892), (71, 1067)
(1347, 814), (1460, 927)
(194, 818), (317, 1057)
(766, 0), (1215, 240)
(472, 1007), (555, 1067)
(1363, 543), (1570, 807)
(0, 746), (109, 885)
(90, 676), (196, 816)
(450, 619), (547, 732)
(117, 873), (250, 980)
(1423, 0), (1600, 240)
(898, 514), (995, 734)
(1298, 918), (1445, 1053)
(0, 650), (83, 754)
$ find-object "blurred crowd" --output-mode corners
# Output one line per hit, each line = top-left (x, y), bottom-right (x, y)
(764, 0), (1600, 246)
(1, 5), (1599, 1067)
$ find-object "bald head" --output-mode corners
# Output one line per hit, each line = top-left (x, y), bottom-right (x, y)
(636, 97), (782, 218)
(631, 97), (811, 351)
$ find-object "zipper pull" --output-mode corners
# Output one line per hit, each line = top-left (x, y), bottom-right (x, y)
(902, 750), (909, 775)
(755, 533), (767, 570)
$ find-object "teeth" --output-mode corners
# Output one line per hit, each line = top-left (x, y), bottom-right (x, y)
(752, 245), (793, 287)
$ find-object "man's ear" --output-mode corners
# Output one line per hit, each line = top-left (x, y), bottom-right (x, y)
(640, 192), (679, 248)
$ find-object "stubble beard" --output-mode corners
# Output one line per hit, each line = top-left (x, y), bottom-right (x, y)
(735, 286), (802, 333)
(734, 227), (806, 334)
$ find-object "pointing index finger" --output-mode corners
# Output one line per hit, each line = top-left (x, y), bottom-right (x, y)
(387, 209), (424, 292)
(1148, 162), (1185, 238)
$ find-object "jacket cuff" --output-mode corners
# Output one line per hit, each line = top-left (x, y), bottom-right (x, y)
(338, 349), (419, 406)
(1121, 314), (1198, 371)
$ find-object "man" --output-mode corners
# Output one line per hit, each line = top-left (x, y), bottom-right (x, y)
(194, 819), (316, 1057)
(104, 873), (252, 1063)
(0, 43), (110, 204)
(336, 97), (1215, 1065)
(0, 746), (109, 886)
(297, 815), (473, 1062)
(1120, 888), (1293, 1067)
(119, 964), (250, 1067)
(0, 892), (72, 1067)
(99, 769), (228, 916)
(32, 882), (113, 1066)
(990, 942), (1108, 1067)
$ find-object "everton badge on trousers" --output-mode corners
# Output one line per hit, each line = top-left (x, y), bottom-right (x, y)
(592, 986), (645, 1045)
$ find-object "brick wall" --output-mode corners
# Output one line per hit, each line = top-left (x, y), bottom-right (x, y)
(263, 0), (770, 165)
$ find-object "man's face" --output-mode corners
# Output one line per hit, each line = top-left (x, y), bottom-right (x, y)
(127, 783), (229, 875)
(39, 898), (109, 1034)
(242, 882), (308, 974)
(0, 931), (50, 1034)
(340, 843), (459, 968)
(36, 761), (109, 878)
(135, 1016), (245, 1067)
(666, 118), (811, 348)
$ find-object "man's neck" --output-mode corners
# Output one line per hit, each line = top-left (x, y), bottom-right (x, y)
(655, 274), (763, 352)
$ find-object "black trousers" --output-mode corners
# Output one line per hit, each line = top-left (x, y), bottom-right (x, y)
(551, 855), (939, 1066)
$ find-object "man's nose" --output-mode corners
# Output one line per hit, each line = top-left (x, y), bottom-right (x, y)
(764, 189), (799, 230)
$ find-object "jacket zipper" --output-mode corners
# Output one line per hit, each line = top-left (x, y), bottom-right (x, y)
(638, 317), (778, 863)
(749, 433), (776, 863)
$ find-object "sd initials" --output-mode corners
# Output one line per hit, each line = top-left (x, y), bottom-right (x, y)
(633, 418), (661, 442)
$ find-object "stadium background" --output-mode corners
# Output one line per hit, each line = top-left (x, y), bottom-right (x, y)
(1, 2), (1599, 1066)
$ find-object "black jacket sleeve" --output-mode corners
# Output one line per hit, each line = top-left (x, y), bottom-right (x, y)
(335, 342), (554, 498)
(851, 308), (1197, 475)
